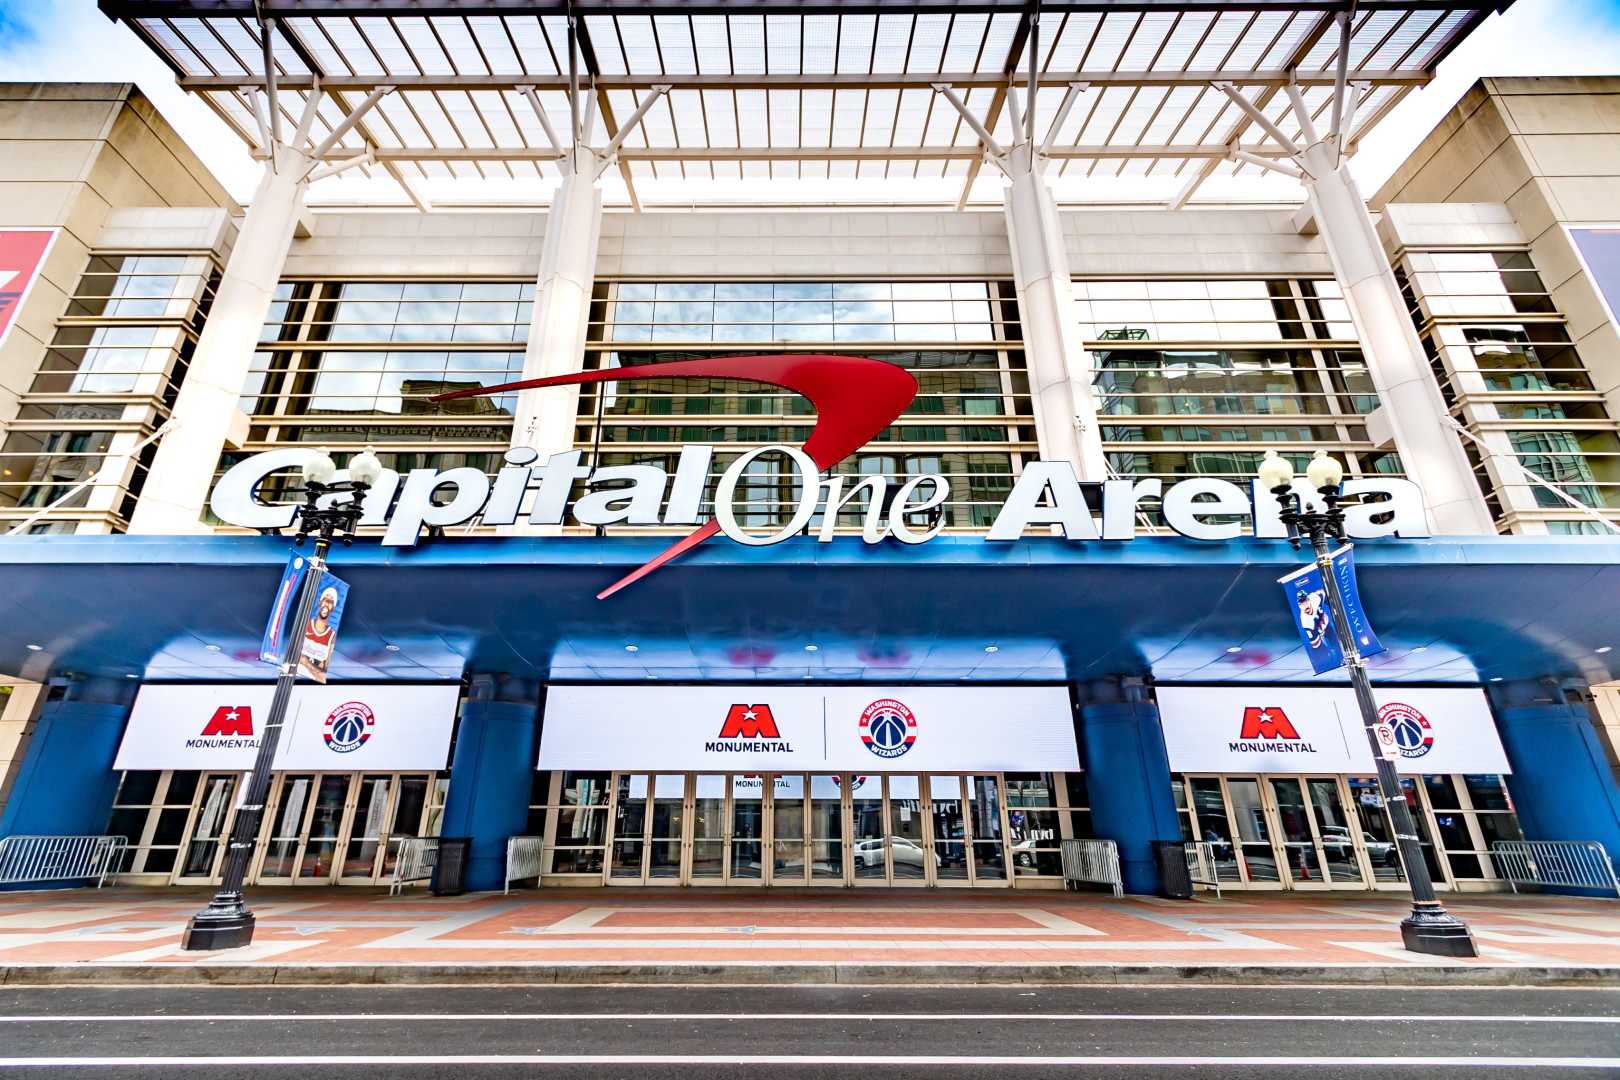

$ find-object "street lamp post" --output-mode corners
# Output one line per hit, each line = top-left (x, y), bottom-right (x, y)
(182, 446), (383, 951)
(1258, 449), (1477, 957)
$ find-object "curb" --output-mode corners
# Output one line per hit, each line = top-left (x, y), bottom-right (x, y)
(4, 963), (1618, 987)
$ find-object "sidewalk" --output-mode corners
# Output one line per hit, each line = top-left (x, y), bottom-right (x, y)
(1, 887), (1617, 985)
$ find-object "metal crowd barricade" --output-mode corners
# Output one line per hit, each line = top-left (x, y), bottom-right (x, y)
(505, 836), (546, 894)
(389, 837), (440, 896)
(1490, 840), (1620, 898)
(1059, 838), (1123, 897)
(1184, 841), (1223, 898)
(0, 835), (127, 888)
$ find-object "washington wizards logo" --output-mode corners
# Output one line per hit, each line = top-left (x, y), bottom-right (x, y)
(860, 699), (917, 760)
(323, 701), (375, 754)
(1379, 702), (1434, 759)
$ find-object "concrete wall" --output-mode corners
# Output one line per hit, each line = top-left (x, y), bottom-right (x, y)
(1373, 77), (1620, 417)
(284, 204), (1331, 282)
(0, 84), (234, 426)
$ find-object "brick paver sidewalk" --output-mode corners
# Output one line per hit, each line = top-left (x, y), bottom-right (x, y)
(1, 887), (1617, 972)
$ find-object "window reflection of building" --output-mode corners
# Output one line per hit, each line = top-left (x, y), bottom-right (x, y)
(1396, 251), (1620, 533)
(2, 253), (219, 532)
(584, 280), (1035, 534)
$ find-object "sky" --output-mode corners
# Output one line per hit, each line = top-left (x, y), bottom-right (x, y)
(1, 0), (1618, 208)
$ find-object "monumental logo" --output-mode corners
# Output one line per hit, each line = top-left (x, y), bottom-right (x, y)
(860, 698), (918, 760)
(1228, 706), (1318, 754)
(187, 706), (257, 749)
(1378, 701), (1434, 759)
(707, 703), (793, 753)
(323, 701), (375, 754)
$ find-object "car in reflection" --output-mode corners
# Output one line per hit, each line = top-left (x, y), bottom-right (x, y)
(1319, 824), (1399, 866)
(855, 837), (939, 870)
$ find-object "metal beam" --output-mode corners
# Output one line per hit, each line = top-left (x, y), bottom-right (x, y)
(99, 2), (1511, 18)
(270, 142), (1292, 163)
(175, 68), (1435, 92)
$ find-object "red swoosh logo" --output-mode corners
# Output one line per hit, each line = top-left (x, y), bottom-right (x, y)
(433, 354), (917, 598)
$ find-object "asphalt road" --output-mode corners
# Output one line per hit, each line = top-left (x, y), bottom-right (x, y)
(0, 983), (1617, 1078)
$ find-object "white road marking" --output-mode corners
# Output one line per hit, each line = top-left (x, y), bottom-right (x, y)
(0, 1055), (1615, 1069)
(1, 1012), (1616, 1024)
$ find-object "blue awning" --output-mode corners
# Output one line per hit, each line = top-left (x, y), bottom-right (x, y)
(2, 533), (1618, 687)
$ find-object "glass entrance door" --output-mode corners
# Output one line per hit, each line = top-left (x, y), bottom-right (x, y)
(770, 774), (807, 884)
(730, 776), (766, 883)
(886, 775), (932, 884)
(173, 773), (238, 884)
(851, 775), (887, 885)
(808, 775), (846, 883)
(689, 775), (727, 884)
(255, 774), (315, 884)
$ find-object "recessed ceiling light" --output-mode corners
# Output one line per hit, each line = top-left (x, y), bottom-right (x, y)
(1598, 646), (1613, 655)
(24, 644), (42, 652)
(984, 644), (999, 653)
(624, 644), (639, 653)
(1490, 676), (1504, 682)
(803, 674), (813, 680)
(1226, 646), (1242, 654)
(1413, 645), (1428, 652)
(647, 674), (658, 680)
(205, 644), (221, 653)
(125, 673), (138, 679)
(804, 644), (819, 652)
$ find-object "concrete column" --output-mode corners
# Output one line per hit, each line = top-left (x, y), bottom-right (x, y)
(1002, 146), (1107, 480)
(0, 678), (134, 848)
(1078, 693), (1183, 895)
(129, 147), (309, 534)
(440, 675), (541, 892)
(1300, 143), (1495, 536)
(514, 152), (601, 461)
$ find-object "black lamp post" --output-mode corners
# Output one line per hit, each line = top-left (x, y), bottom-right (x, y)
(182, 446), (383, 951)
(1258, 448), (1477, 957)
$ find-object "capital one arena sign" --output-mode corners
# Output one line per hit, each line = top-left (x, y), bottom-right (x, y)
(212, 353), (1428, 598)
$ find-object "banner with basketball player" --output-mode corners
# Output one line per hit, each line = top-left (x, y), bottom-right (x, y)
(297, 571), (348, 683)
(1278, 545), (1384, 675)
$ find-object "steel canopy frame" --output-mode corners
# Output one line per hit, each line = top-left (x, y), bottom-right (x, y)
(98, 0), (1509, 208)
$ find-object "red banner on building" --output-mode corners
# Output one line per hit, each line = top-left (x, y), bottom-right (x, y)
(0, 230), (57, 349)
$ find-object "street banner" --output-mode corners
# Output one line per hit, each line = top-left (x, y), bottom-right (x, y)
(259, 552), (309, 664)
(297, 571), (348, 683)
(1278, 545), (1383, 675)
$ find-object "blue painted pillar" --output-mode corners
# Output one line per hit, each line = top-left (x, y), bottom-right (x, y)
(1080, 696), (1182, 895)
(0, 678), (134, 845)
(1491, 688), (1620, 864)
(441, 675), (540, 892)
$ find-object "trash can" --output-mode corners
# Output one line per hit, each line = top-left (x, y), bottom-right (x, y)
(431, 837), (471, 896)
(1153, 840), (1194, 900)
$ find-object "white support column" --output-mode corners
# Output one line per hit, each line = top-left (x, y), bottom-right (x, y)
(129, 145), (310, 533)
(1299, 141), (1496, 535)
(1002, 144), (1107, 479)
(513, 150), (602, 461)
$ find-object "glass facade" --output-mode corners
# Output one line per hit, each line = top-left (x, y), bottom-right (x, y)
(0, 254), (218, 532)
(578, 280), (1036, 533)
(1397, 250), (1620, 533)
(215, 280), (532, 517)
(1088, 279), (1393, 528)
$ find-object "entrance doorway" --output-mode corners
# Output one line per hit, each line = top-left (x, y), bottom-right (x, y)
(1180, 774), (1411, 891)
(161, 771), (441, 886)
(595, 773), (1054, 887)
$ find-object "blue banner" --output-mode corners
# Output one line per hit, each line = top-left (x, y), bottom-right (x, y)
(259, 552), (309, 665)
(1278, 545), (1384, 675)
(296, 571), (349, 684)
